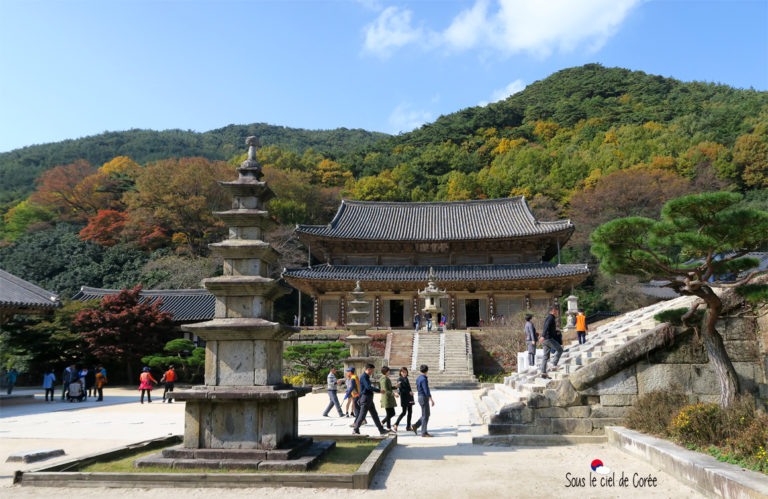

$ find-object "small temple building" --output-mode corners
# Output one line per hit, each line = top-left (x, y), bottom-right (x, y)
(282, 197), (590, 329)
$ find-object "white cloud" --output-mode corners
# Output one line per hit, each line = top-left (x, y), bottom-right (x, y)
(479, 79), (526, 105)
(363, 6), (425, 58)
(363, 0), (642, 58)
(388, 103), (434, 133)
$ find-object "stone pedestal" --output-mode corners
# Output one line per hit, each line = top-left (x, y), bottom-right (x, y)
(137, 137), (329, 471)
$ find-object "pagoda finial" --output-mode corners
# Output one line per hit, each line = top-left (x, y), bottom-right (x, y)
(238, 136), (263, 180)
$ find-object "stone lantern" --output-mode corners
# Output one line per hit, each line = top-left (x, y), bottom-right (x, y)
(419, 267), (446, 332)
(565, 294), (579, 330)
(137, 137), (332, 470)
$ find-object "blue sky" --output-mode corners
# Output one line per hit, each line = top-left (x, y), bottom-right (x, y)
(0, 0), (766, 153)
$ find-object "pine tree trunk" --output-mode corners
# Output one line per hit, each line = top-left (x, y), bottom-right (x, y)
(700, 303), (739, 407)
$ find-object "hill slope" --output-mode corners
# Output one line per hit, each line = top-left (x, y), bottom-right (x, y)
(0, 124), (389, 204)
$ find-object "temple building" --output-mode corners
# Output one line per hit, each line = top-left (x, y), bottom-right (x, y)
(282, 197), (590, 329)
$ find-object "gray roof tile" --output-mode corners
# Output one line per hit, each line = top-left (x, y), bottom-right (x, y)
(283, 263), (589, 282)
(72, 287), (214, 322)
(0, 268), (60, 309)
(296, 197), (572, 241)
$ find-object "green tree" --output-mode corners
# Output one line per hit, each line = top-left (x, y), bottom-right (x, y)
(142, 338), (205, 382)
(591, 192), (768, 407)
(282, 342), (349, 383)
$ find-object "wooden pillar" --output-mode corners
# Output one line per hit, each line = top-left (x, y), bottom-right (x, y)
(338, 297), (346, 328)
(525, 294), (531, 311)
(489, 294), (495, 320)
(313, 296), (320, 327)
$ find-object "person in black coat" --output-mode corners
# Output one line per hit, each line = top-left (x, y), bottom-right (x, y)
(393, 367), (414, 431)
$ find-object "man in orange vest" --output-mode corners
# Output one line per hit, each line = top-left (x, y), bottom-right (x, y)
(161, 365), (178, 403)
(576, 310), (588, 344)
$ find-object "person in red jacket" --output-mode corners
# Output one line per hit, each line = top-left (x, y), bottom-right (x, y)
(139, 367), (158, 404)
(161, 365), (178, 403)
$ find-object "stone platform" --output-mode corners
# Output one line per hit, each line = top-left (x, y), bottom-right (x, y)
(134, 438), (335, 471)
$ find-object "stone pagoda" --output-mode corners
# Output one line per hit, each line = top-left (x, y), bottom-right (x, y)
(343, 281), (379, 373)
(137, 137), (332, 470)
(419, 267), (446, 331)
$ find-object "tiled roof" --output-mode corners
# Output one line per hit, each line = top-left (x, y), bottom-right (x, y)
(72, 287), (214, 322)
(283, 263), (589, 282)
(296, 197), (573, 241)
(0, 268), (60, 310)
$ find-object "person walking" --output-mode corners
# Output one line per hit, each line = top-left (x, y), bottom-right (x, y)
(322, 366), (345, 417)
(43, 368), (56, 401)
(524, 314), (538, 367)
(6, 368), (18, 395)
(411, 364), (435, 437)
(345, 367), (362, 423)
(352, 363), (388, 435)
(539, 306), (563, 379)
(139, 367), (158, 403)
(161, 365), (178, 402)
(95, 365), (107, 401)
(425, 312), (433, 332)
(393, 367), (414, 432)
(576, 309), (588, 344)
(343, 368), (355, 417)
(414, 312), (421, 332)
(61, 364), (75, 400)
(378, 366), (398, 430)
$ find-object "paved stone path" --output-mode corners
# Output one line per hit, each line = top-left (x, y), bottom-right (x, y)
(1, 386), (704, 497)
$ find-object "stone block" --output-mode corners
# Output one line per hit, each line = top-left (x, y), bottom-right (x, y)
(599, 394), (637, 406)
(696, 394), (720, 404)
(719, 317), (755, 341)
(553, 380), (581, 407)
(492, 403), (533, 424)
(724, 340), (760, 362)
(637, 362), (692, 394)
(590, 418), (624, 430)
(536, 406), (590, 418)
(526, 393), (551, 408)
(581, 367), (638, 395)
(174, 458), (222, 469)
(590, 405), (629, 418)
(690, 364), (720, 395)
(217, 340), (255, 385)
(551, 418), (593, 434)
(650, 336), (708, 364)
(733, 362), (761, 393)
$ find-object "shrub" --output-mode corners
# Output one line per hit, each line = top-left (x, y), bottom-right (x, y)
(624, 388), (688, 436)
(669, 403), (723, 447)
(727, 413), (768, 470)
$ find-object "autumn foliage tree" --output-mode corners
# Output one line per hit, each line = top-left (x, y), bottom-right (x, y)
(79, 209), (128, 246)
(124, 157), (234, 255)
(73, 285), (176, 381)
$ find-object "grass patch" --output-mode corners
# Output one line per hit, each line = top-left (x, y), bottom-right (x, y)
(78, 440), (379, 474)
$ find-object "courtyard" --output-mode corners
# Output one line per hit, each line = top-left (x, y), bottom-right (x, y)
(1, 386), (702, 498)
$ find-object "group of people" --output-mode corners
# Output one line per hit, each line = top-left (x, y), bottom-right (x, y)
(323, 363), (436, 437)
(413, 312), (452, 332)
(51, 364), (108, 402)
(137, 365), (178, 403)
(525, 307), (589, 378)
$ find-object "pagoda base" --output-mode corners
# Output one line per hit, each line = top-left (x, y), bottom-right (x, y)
(134, 439), (335, 471)
(173, 385), (311, 450)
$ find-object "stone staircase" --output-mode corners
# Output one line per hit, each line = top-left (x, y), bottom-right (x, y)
(386, 331), (478, 388)
(474, 294), (698, 437)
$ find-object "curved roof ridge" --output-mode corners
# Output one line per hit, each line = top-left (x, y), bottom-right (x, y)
(295, 196), (573, 241)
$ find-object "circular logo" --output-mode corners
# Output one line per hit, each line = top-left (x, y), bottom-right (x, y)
(590, 459), (604, 471)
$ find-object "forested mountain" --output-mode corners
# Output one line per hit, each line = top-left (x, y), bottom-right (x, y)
(1, 63), (767, 313)
(0, 124), (389, 205)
